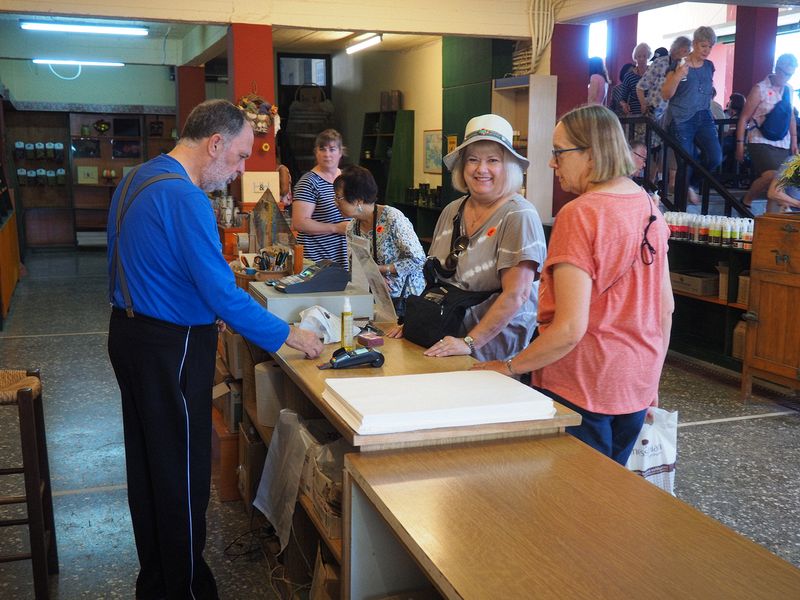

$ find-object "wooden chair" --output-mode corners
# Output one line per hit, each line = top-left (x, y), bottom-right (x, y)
(0, 369), (58, 599)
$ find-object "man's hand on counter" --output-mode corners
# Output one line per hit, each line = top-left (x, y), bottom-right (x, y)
(286, 325), (324, 359)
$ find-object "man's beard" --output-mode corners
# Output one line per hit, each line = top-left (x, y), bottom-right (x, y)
(200, 156), (231, 192)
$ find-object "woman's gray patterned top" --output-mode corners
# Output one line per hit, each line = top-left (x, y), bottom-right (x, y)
(428, 194), (547, 361)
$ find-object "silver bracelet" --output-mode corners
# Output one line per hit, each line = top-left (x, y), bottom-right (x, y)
(505, 357), (517, 376)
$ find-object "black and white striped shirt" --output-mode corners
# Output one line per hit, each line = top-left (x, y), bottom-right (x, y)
(293, 171), (348, 268)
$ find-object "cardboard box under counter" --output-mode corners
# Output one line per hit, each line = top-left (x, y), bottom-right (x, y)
(670, 271), (719, 296)
(737, 271), (750, 306)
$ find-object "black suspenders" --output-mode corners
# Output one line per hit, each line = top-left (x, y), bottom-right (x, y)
(109, 165), (187, 317)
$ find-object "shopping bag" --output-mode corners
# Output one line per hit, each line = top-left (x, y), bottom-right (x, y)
(625, 407), (678, 495)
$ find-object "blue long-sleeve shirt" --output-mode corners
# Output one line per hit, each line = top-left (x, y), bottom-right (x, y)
(107, 155), (290, 352)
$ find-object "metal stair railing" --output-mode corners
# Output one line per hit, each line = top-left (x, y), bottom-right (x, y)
(619, 115), (753, 218)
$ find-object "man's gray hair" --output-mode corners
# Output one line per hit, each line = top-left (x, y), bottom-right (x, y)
(180, 99), (247, 142)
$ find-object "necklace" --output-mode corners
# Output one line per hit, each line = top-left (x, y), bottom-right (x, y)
(467, 197), (501, 229)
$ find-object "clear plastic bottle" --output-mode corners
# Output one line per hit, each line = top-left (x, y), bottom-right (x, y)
(341, 296), (354, 351)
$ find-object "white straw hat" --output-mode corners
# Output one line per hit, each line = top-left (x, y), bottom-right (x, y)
(442, 114), (529, 171)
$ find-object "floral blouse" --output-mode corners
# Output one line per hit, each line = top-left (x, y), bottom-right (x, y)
(347, 205), (426, 298)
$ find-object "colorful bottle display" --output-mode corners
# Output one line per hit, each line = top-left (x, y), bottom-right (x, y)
(663, 212), (754, 250)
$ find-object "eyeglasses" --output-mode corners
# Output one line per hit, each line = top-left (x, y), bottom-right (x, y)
(641, 214), (657, 265)
(444, 235), (469, 271)
(551, 146), (587, 161)
(334, 194), (346, 203)
(775, 66), (794, 78)
(633, 151), (647, 162)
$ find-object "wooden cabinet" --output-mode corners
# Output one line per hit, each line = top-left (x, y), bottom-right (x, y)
(69, 113), (144, 242)
(359, 110), (414, 205)
(4, 110), (73, 247)
(741, 213), (800, 401)
(68, 113), (175, 245)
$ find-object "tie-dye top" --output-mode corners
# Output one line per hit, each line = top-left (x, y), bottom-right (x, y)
(427, 194), (547, 361)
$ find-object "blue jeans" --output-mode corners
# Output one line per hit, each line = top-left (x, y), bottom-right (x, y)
(670, 109), (722, 188)
(535, 387), (648, 465)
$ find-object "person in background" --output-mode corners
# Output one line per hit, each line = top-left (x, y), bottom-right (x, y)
(588, 56), (610, 105)
(735, 54), (798, 207)
(610, 63), (635, 116)
(766, 152), (800, 213)
(292, 129), (349, 267)
(662, 26), (722, 204)
(107, 99), (322, 600)
(333, 165), (426, 310)
(617, 43), (652, 117)
(710, 88), (726, 120)
(721, 93), (747, 180)
(637, 40), (690, 125)
(389, 114), (547, 362)
(473, 105), (673, 465)
(630, 141), (660, 203)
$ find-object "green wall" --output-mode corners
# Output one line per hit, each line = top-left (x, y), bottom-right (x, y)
(441, 37), (513, 201)
(0, 60), (176, 109)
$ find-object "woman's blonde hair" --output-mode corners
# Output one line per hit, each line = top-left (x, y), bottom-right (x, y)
(449, 140), (524, 197)
(559, 104), (636, 181)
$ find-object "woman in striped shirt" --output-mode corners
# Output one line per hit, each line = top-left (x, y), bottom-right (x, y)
(292, 129), (349, 267)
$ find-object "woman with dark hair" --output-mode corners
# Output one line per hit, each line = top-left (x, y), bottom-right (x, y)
(474, 105), (673, 465)
(333, 165), (425, 307)
(588, 56), (610, 105)
(292, 128), (349, 267)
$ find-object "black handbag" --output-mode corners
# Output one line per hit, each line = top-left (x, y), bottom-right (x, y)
(403, 284), (494, 348)
(403, 198), (498, 348)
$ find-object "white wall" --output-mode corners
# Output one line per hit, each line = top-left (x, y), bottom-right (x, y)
(332, 39), (443, 188)
(0, 59), (175, 109)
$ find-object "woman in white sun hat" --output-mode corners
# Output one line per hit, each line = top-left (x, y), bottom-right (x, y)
(389, 114), (547, 362)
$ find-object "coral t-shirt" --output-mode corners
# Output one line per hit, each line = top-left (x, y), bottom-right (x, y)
(532, 190), (670, 415)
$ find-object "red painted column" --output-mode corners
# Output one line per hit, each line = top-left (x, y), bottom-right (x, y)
(176, 66), (205, 134)
(550, 23), (589, 215)
(227, 23), (276, 172)
(606, 15), (638, 90)
(732, 7), (778, 95)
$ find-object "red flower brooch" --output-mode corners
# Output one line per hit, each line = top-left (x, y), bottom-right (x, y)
(375, 225), (385, 234)
(486, 227), (497, 237)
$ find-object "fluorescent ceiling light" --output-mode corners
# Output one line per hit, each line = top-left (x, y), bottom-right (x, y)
(33, 59), (125, 67)
(346, 34), (382, 55)
(21, 21), (148, 36)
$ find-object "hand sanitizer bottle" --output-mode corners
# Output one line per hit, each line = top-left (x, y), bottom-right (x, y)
(341, 296), (354, 351)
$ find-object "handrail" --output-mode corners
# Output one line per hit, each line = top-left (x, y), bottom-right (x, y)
(619, 115), (753, 218)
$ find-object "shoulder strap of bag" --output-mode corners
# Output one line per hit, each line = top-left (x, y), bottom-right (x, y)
(450, 195), (469, 251)
(109, 167), (188, 317)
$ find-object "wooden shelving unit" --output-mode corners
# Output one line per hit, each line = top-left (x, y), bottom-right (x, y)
(4, 110), (73, 247)
(668, 239), (751, 370)
(359, 110), (414, 205)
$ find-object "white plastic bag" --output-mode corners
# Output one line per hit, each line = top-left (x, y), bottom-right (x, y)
(625, 407), (678, 495)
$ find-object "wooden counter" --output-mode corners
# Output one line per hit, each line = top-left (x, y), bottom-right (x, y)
(272, 335), (580, 451)
(344, 435), (800, 599)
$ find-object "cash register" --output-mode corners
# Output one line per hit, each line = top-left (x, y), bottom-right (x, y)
(274, 259), (350, 294)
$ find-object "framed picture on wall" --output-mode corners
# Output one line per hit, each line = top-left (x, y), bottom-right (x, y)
(423, 129), (442, 174)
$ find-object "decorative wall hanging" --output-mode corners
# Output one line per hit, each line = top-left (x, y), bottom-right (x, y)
(238, 93), (279, 136)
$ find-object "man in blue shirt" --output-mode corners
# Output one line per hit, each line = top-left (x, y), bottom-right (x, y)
(107, 99), (322, 599)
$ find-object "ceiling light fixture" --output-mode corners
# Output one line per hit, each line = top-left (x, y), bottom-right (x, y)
(33, 59), (125, 67)
(21, 21), (148, 36)
(346, 34), (382, 55)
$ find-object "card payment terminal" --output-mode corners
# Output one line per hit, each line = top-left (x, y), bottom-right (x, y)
(274, 259), (350, 294)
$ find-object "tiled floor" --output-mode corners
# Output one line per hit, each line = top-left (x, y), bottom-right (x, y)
(1, 248), (799, 598)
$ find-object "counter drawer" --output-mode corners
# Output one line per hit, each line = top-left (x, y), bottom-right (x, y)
(751, 214), (800, 274)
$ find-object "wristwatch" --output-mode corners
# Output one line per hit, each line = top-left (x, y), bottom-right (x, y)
(463, 335), (475, 355)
